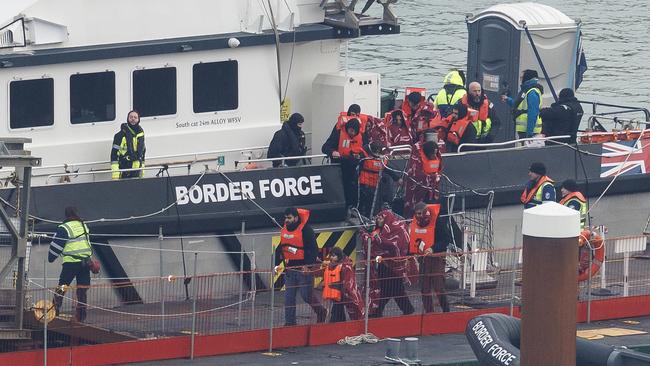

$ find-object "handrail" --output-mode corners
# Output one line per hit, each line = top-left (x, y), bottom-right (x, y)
(234, 154), (327, 167)
(457, 135), (571, 153)
(44, 165), (197, 185)
(19, 145), (269, 173)
(587, 115), (650, 129)
(579, 100), (650, 122)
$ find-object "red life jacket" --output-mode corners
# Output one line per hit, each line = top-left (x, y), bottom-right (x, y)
(409, 204), (441, 254)
(336, 112), (369, 133)
(446, 117), (472, 146)
(323, 264), (342, 301)
(359, 157), (385, 187)
(337, 128), (365, 158)
(279, 209), (310, 261)
(419, 148), (441, 174)
(520, 176), (555, 204)
(461, 95), (489, 122)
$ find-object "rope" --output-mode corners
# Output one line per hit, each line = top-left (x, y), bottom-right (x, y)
(336, 332), (381, 345)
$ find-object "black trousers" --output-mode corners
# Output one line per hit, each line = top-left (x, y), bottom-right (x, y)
(54, 262), (90, 321)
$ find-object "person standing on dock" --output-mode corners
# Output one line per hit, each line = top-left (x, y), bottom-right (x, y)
(520, 162), (555, 209)
(111, 110), (146, 179)
(321, 247), (364, 322)
(558, 179), (587, 229)
(501, 69), (543, 140)
(274, 207), (327, 326)
(409, 202), (450, 313)
(49, 207), (95, 322)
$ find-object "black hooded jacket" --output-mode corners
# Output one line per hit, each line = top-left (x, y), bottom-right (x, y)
(540, 96), (584, 144)
(267, 122), (307, 167)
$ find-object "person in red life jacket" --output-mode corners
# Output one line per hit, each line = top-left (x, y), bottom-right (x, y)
(358, 141), (402, 218)
(461, 82), (501, 144)
(321, 247), (364, 322)
(274, 207), (327, 326)
(402, 140), (442, 218)
(558, 179), (587, 229)
(322, 118), (369, 210)
(360, 208), (416, 318)
(521, 162), (556, 209)
(445, 103), (478, 153)
(386, 109), (414, 147)
(403, 91), (438, 138)
(409, 202), (450, 313)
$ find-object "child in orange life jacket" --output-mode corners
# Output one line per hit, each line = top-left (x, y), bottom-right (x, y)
(322, 118), (369, 210)
(409, 202), (450, 313)
(445, 103), (478, 153)
(357, 141), (402, 218)
(321, 247), (364, 322)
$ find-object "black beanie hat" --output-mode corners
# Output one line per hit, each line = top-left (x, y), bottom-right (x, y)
(347, 104), (361, 116)
(407, 91), (422, 105)
(561, 179), (578, 192)
(529, 162), (546, 176)
(453, 103), (468, 119)
(345, 118), (360, 134)
(287, 113), (304, 126)
(558, 88), (575, 100)
(522, 69), (538, 82)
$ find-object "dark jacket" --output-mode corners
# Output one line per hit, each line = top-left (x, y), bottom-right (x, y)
(110, 123), (146, 164)
(466, 94), (501, 143)
(446, 121), (478, 153)
(540, 96), (584, 144)
(275, 222), (318, 268)
(267, 123), (306, 167)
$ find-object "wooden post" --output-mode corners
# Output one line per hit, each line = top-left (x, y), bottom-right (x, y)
(521, 202), (580, 366)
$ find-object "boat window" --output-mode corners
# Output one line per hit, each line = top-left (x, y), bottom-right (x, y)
(9, 78), (54, 129)
(133, 67), (177, 117)
(193, 61), (238, 113)
(70, 71), (116, 124)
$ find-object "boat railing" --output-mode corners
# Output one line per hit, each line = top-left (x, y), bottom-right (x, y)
(586, 115), (650, 131)
(580, 100), (650, 131)
(457, 135), (571, 153)
(233, 154), (328, 168)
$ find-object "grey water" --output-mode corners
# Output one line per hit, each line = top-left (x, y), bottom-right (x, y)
(348, 0), (649, 109)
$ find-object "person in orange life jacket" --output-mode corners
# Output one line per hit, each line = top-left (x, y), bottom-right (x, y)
(521, 162), (556, 209)
(274, 207), (327, 326)
(540, 88), (584, 144)
(267, 113), (307, 167)
(410, 202), (450, 313)
(445, 103), (477, 153)
(321, 247), (364, 322)
(358, 141), (403, 218)
(386, 109), (414, 147)
(559, 179), (587, 229)
(403, 91), (438, 138)
(322, 118), (369, 209)
(49, 207), (93, 322)
(461, 82), (501, 144)
(403, 140), (442, 218)
(360, 209), (415, 318)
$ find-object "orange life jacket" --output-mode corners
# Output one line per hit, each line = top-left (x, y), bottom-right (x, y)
(323, 264), (342, 301)
(279, 209), (310, 261)
(461, 95), (489, 122)
(558, 191), (586, 205)
(336, 112), (369, 133)
(409, 204), (441, 254)
(419, 148), (441, 174)
(337, 128), (365, 158)
(520, 176), (555, 204)
(359, 157), (385, 187)
(446, 118), (472, 146)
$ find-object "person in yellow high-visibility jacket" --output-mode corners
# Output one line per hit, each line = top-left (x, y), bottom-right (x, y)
(110, 110), (146, 179)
